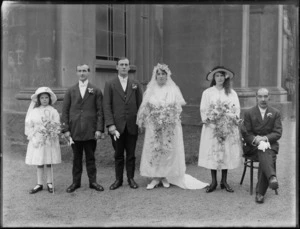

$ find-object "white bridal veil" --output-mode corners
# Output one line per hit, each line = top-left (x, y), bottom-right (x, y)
(136, 63), (186, 127)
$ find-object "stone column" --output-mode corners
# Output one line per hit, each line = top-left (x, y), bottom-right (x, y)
(277, 5), (283, 89)
(56, 4), (96, 87)
(241, 5), (249, 88)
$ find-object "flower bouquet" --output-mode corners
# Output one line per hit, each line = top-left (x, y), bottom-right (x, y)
(205, 99), (242, 142)
(31, 117), (61, 147)
(145, 102), (181, 166)
(204, 99), (243, 169)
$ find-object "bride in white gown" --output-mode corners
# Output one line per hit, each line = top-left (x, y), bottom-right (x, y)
(136, 63), (208, 190)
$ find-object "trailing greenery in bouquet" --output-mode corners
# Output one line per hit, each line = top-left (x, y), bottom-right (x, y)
(145, 102), (181, 166)
(204, 99), (243, 169)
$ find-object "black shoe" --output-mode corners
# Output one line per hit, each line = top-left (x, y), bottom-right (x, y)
(109, 180), (123, 190)
(269, 176), (279, 190)
(89, 182), (104, 191)
(29, 184), (43, 194)
(47, 183), (54, 193)
(220, 182), (234, 193)
(255, 193), (264, 204)
(206, 183), (217, 193)
(128, 178), (138, 189)
(66, 183), (80, 193)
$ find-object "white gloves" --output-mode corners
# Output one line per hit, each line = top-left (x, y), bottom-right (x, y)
(113, 130), (120, 141)
(258, 141), (271, 152)
(68, 136), (75, 146)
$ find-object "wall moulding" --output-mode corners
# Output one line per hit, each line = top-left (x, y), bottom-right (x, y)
(15, 87), (67, 101)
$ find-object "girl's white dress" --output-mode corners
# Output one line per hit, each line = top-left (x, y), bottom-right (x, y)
(198, 86), (243, 170)
(138, 84), (208, 189)
(25, 105), (62, 165)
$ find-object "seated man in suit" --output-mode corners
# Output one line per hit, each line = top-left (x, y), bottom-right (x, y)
(242, 88), (282, 204)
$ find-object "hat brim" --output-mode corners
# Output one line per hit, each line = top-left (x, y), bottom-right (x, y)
(206, 68), (234, 81)
(31, 88), (57, 104)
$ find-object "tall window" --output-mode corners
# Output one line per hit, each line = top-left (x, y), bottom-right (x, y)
(96, 5), (127, 61)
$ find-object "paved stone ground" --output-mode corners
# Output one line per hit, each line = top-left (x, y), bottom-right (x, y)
(1, 119), (297, 227)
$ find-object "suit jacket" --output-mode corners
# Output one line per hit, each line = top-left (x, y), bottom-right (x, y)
(243, 105), (282, 154)
(103, 76), (143, 135)
(61, 82), (104, 141)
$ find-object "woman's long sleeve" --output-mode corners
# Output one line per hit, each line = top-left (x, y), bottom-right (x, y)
(200, 90), (209, 122)
(230, 90), (241, 118)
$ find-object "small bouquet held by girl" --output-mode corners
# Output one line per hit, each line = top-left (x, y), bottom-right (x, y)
(25, 87), (62, 194)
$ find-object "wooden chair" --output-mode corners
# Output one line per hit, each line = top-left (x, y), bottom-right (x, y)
(240, 155), (278, 195)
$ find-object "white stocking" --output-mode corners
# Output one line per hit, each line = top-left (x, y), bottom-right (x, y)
(46, 165), (52, 184)
(37, 166), (44, 185)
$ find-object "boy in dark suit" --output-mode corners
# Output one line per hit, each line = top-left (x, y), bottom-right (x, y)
(103, 57), (143, 190)
(62, 64), (105, 193)
(243, 88), (282, 203)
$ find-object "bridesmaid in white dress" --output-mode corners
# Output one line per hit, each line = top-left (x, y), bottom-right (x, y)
(25, 87), (62, 194)
(137, 63), (208, 190)
(198, 66), (243, 193)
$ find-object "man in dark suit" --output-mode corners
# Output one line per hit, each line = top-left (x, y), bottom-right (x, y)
(243, 88), (282, 203)
(62, 64), (105, 193)
(103, 57), (143, 190)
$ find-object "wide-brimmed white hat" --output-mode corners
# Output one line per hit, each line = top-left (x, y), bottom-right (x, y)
(31, 87), (57, 104)
(206, 66), (234, 81)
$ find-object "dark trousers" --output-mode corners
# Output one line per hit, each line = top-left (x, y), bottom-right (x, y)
(250, 148), (277, 196)
(71, 140), (97, 185)
(110, 125), (138, 181)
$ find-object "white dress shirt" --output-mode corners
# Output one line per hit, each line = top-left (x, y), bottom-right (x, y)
(251, 106), (269, 146)
(118, 75), (128, 92)
(258, 106), (267, 120)
(79, 80), (88, 98)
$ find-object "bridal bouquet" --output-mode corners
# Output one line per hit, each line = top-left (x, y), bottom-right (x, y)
(30, 117), (61, 147)
(146, 102), (181, 166)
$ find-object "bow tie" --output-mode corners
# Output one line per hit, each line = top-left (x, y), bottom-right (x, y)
(80, 84), (86, 87)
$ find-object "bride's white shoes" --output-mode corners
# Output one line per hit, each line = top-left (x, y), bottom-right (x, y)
(161, 178), (170, 188)
(146, 179), (160, 190)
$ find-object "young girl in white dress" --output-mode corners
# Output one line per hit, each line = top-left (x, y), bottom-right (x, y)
(137, 63), (209, 190)
(25, 87), (62, 194)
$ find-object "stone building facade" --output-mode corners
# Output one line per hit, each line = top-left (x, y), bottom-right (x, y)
(2, 3), (298, 145)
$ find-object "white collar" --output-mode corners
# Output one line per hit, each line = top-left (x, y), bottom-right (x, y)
(79, 80), (89, 87)
(213, 85), (224, 91)
(39, 105), (51, 109)
(258, 106), (267, 112)
(118, 75), (128, 81)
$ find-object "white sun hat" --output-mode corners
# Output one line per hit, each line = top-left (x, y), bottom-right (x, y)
(31, 87), (57, 104)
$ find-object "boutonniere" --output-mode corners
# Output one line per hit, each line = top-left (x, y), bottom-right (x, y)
(132, 83), (137, 90)
(88, 88), (94, 94)
(267, 112), (272, 118)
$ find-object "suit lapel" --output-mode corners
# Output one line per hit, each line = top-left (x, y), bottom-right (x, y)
(125, 79), (134, 104)
(262, 107), (272, 124)
(255, 106), (263, 123)
(262, 107), (268, 122)
(81, 83), (91, 103)
(74, 83), (82, 100)
(113, 77), (126, 101)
